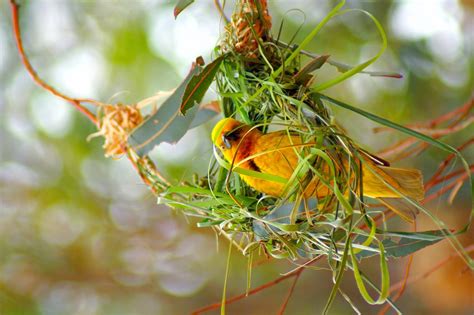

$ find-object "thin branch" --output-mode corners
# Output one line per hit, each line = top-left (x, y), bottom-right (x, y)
(377, 98), (473, 159)
(192, 257), (320, 315)
(9, 0), (98, 124)
(390, 118), (472, 161)
(426, 165), (474, 193)
(377, 137), (417, 159)
(397, 116), (474, 137)
(424, 139), (474, 191)
(374, 98), (473, 133)
(278, 268), (303, 315)
(214, 0), (230, 24)
(423, 172), (470, 204)
(192, 270), (300, 314)
(388, 244), (474, 293)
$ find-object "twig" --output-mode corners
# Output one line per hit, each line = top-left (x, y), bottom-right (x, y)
(192, 270), (299, 314)
(424, 139), (474, 191)
(389, 116), (472, 161)
(192, 257), (320, 314)
(377, 98), (473, 159)
(423, 172), (470, 204)
(426, 165), (474, 193)
(377, 138), (417, 159)
(388, 244), (474, 293)
(278, 268), (302, 315)
(374, 98), (473, 133)
(214, 0), (230, 24)
(9, 0), (98, 125)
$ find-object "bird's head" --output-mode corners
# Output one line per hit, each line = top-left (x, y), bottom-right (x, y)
(211, 118), (246, 152)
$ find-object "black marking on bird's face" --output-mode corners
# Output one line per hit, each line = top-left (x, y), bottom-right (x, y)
(222, 134), (231, 149)
(221, 128), (241, 150)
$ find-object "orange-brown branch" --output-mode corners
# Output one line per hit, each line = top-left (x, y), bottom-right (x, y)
(425, 139), (474, 191)
(192, 261), (310, 314)
(388, 244), (474, 293)
(374, 98), (473, 134)
(378, 98), (473, 159)
(278, 269), (302, 315)
(9, 0), (97, 124)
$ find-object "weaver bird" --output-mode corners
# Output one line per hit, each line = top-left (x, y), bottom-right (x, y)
(211, 118), (424, 222)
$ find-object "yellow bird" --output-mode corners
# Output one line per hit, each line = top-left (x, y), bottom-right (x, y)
(211, 118), (424, 222)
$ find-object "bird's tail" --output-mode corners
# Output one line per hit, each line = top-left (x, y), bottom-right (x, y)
(362, 164), (424, 222)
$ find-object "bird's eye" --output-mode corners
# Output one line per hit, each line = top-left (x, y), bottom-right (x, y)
(222, 134), (231, 149)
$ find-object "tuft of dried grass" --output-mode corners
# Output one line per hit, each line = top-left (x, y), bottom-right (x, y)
(89, 104), (143, 157)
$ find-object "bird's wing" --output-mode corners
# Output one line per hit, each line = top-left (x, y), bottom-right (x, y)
(250, 132), (302, 179)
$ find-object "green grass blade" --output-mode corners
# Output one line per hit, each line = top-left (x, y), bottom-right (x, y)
(317, 94), (458, 153)
(312, 8), (387, 91)
(221, 238), (233, 315)
(322, 233), (351, 315)
(350, 241), (390, 305)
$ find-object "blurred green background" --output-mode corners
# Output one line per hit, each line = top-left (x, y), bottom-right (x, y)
(0, 1), (473, 314)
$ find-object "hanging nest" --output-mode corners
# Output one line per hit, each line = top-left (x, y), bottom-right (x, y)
(155, 0), (385, 261)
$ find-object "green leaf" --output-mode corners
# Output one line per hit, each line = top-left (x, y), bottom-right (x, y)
(252, 199), (317, 240)
(197, 219), (223, 228)
(128, 63), (200, 156)
(181, 56), (224, 114)
(293, 54), (329, 84)
(317, 94), (458, 154)
(174, 0), (194, 18)
(189, 107), (219, 129)
(312, 8), (388, 92)
(351, 241), (390, 305)
(128, 57), (223, 156)
(377, 229), (453, 241)
(357, 230), (447, 259)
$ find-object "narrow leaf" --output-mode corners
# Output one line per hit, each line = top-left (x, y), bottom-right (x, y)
(189, 108), (219, 129)
(312, 8), (388, 92)
(384, 235), (444, 258)
(293, 54), (329, 83)
(181, 55), (224, 114)
(174, 0), (194, 18)
(357, 230), (447, 259)
(317, 94), (458, 154)
(351, 241), (390, 305)
(128, 61), (202, 156)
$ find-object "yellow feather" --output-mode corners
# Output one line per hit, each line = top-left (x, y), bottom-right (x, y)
(212, 118), (424, 221)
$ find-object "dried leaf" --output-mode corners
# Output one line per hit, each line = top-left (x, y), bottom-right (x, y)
(174, 0), (195, 18)
(180, 56), (224, 114)
(128, 57), (220, 156)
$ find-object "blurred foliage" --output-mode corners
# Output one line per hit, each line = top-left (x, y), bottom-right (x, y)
(0, 1), (473, 314)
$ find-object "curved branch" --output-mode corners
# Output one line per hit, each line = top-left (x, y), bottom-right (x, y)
(9, 0), (97, 124)
(388, 244), (474, 293)
(192, 258), (314, 314)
